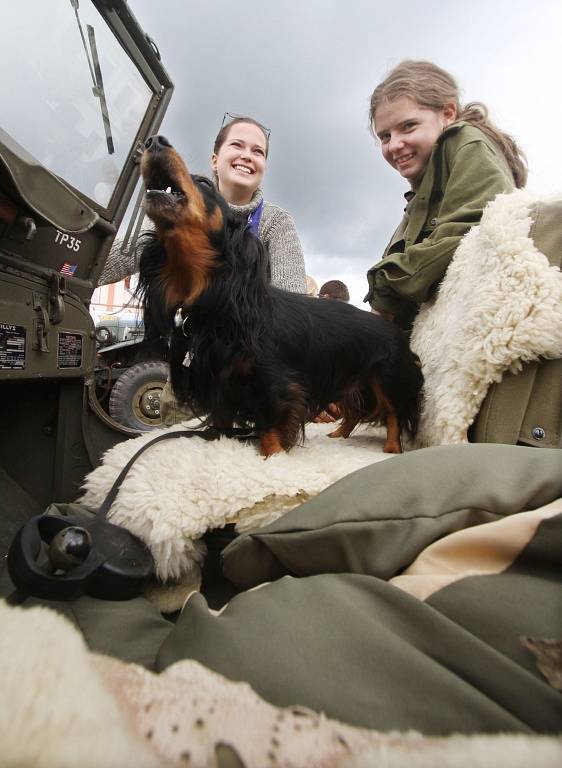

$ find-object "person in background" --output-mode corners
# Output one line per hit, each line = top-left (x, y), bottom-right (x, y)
(306, 275), (319, 297)
(365, 60), (526, 329)
(318, 279), (350, 302)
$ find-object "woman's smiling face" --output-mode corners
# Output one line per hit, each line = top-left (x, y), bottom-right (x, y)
(211, 122), (268, 204)
(374, 96), (456, 187)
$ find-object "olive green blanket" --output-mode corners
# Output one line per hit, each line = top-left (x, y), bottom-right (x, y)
(1, 443), (561, 743)
(160, 444), (562, 735)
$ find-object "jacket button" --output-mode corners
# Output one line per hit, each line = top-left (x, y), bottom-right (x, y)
(532, 426), (545, 440)
(429, 217), (437, 226)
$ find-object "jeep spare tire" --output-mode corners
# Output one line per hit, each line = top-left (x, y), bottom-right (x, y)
(109, 361), (168, 431)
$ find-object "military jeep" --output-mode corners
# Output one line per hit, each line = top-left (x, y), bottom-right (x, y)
(0, 0), (173, 557)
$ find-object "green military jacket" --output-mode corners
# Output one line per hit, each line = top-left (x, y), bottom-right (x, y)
(366, 122), (514, 317)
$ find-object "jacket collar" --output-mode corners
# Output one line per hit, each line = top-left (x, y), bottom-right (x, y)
(225, 187), (264, 219)
(404, 123), (469, 239)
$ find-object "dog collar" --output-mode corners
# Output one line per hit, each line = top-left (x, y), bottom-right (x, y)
(174, 307), (191, 337)
(174, 307), (193, 367)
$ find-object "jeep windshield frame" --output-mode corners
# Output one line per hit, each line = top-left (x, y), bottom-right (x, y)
(0, 0), (173, 226)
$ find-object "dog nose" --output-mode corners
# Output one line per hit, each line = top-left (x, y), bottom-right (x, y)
(144, 135), (173, 151)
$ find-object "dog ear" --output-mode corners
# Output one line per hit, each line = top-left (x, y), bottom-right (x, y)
(136, 232), (173, 337)
(209, 223), (271, 355)
(228, 224), (271, 285)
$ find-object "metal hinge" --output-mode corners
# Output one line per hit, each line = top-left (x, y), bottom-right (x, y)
(32, 276), (66, 352)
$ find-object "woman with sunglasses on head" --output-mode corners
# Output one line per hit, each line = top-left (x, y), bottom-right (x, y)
(209, 114), (307, 293)
(158, 114), (307, 424)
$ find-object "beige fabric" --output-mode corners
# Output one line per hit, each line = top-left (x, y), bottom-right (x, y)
(96, 653), (562, 768)
(342, 735), (562, 768)
(96, 655), (381, 767)
(390, 496), (562, 600)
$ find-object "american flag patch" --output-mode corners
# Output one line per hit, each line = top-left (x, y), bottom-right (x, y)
(60, 262), (78, 276)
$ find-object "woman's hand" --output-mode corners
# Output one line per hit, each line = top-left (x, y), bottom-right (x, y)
(371, 308), (395, 322)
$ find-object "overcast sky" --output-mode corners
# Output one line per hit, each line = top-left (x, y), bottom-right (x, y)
(129, 0), (562, 306)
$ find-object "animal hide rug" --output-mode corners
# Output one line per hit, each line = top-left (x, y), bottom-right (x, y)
(80, 422), (390, 605)
(411, 190), (562, 446)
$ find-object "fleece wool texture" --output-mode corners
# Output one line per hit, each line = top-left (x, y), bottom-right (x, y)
(80, 423), (391, 588)
(411, 190), (562, 446)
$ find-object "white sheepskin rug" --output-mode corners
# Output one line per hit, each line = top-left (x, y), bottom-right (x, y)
(80, 422), (391, 599)
(411, 190), (562, 446)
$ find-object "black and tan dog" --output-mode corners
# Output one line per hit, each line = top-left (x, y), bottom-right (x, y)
(137, 135), (423, 457)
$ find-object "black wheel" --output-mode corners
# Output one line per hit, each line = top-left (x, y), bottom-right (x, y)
(109, 361), (168, 431)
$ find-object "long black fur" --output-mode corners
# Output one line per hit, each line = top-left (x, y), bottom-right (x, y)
(136, 152), (423, 451)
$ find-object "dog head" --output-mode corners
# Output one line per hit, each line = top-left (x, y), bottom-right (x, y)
(141, 135), (227, 232)
(140, 135), (229, 307)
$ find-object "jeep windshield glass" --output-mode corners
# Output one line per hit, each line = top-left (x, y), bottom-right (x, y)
(1, 0), (153, 208)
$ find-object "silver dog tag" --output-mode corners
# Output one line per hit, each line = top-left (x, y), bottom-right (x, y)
(182, 350), (193, 368)
(174, 308), (183, 328)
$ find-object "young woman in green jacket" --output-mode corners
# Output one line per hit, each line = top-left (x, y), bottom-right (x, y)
(365, 60), (527, 328)
(365, 62), (562, 450)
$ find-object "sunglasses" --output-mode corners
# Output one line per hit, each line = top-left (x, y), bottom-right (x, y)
(220, 112), (271, 140)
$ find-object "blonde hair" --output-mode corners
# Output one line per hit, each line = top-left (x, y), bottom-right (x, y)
(369, 60), (527, 188)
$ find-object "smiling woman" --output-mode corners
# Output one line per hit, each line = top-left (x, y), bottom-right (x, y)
(99, 115), (306, 293)
(157, 114), (308, 426)
(374, 97), (457, 188)
(364, 60), (562, 451)
(365, 59), (526, 327)
(211, 118), (268, 205)
(207, 114), (306, 293)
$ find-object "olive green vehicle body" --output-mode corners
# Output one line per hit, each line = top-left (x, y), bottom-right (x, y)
(0, 0), (173, 558)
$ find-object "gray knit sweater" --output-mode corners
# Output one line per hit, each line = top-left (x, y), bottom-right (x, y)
(98, 188), (307, 293)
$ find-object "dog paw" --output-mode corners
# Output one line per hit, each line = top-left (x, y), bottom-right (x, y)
(383, 441), (402, 454)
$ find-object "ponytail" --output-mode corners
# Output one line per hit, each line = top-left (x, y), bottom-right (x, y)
(457, 102), (527, 188)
